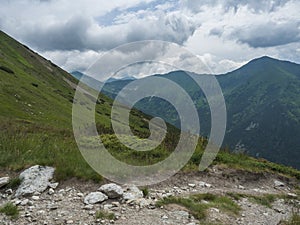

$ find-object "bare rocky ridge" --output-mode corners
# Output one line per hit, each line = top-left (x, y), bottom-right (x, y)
(0, 165), (299, 225)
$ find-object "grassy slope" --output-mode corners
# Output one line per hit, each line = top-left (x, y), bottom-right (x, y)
(0, 31), (299, 182)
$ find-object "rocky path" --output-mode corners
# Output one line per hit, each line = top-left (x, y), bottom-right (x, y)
(0, 165), (299, 225)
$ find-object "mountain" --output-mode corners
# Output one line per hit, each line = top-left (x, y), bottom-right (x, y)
(0, 30), (299, 184)
(103, 56), (300, 169)
(70, 71), (103, 91)
(106, 76), (136, 83)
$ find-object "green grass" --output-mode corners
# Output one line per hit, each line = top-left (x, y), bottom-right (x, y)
(141, 187), (149, 197)
(6, 177), (22, 189)
(280, 212), (300, 225)
(95, 210), (115, 220)
(226, 192), (299, 208)
(156, 193), (241, 220)
(0, 202), (19, 219)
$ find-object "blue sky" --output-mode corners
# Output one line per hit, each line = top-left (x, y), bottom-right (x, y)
(0, 0), (299, 74)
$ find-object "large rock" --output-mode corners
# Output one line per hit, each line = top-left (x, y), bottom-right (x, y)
(0, 177), (10, 188)
(98, 183), (123, 199)
(123, 185), (143, 201)
(84, 192), (108, 204)
(15, 165), (55, 196)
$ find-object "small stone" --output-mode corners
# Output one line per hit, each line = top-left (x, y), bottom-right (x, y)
(188, 183), (196, 188)
(162, 215), (168, 220)
(14, 199), (22, 205)
(5, 189), (13, 195)
(66, 220), (74, 224)
(47, 204), (58, 210)
(27, 201), (34, 206)
(77, 192), (84, 197)
(123, 185), (143, 201)
(205, 183), (212, 188)
(48, 182), (59, 189)
(210, 208), (219, 213)
(48, 188), (55, 195)
(32, 195), (40, 201)
(21, 199), (29, 206)
(103, 204), (113, 210)
(112, 202), (120, 207)
(238, 185), (245, 190)
(274, 180), (285, 187)
(83, 205), (94, 210)
(88, 210), (96, 215)
(0, 177), (10, 188)
(287, 192), (297, 198)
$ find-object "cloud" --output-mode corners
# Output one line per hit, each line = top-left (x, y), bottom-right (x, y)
(233, 21), (300, 48)
(0, 0), (299, 74)
(23, 16), (92, 51)
(0, 1), (196, 52)
(181, 0), (290, 13)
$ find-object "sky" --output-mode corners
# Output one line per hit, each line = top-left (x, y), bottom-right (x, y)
(0, 0), (300, 77)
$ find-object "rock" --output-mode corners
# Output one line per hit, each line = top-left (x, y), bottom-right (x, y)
(287, 192), (297, 198)
(0, 177), (10, 188)
(210, 208), (220, 213)
(48, 188), (55, 195)
(112, 202), (120, 207)
(238, 185), (245, 190)
(83, 204), (94, 210)
(199, 181), (212, 188)
(188, 183), (196, 188)
(273, 206), (285, 213)
(21, 199), (29, 206)
(77, 192), (84, 197)
(274, 180), (285, 187)
(136, 198), (152, 208)
(5, 189), (13, 195)
(32, 195), (40, 201)
(103, 204), (113, 210)
(99, 183), (123, 199)
(15, 165), (55, 196)
(84, 192), (108, 204)
(47, 204), (58, 210)
(123, 185), (143, 201)
(66, 220), (74, 224)
(48, 182), (59, 189)
(162, 215), (168, 220)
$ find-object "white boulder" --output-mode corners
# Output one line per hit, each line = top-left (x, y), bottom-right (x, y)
(15, 165), (55, 196)
(98, 183), (123, 199)
(84, 192), (108, 204)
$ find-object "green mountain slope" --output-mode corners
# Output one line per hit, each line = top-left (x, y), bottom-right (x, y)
(102, 57), (300, 169)
(0, 31), (173, 180)
(1, 31), (299, 181)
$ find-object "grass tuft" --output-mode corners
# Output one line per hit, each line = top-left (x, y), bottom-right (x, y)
(95, 210), (115, 220)
(0, 202), (19, 219)
(156, 193), (240, 220)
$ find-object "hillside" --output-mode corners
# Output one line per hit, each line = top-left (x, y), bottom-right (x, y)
(0, 30), (174, 181)
(102, 57), (300, 169)
(0, 30), (299, 183)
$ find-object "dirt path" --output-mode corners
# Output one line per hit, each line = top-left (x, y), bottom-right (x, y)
(0, 166), (299, 225)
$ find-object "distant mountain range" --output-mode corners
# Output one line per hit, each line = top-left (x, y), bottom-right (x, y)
(99, 56), (300, 169)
